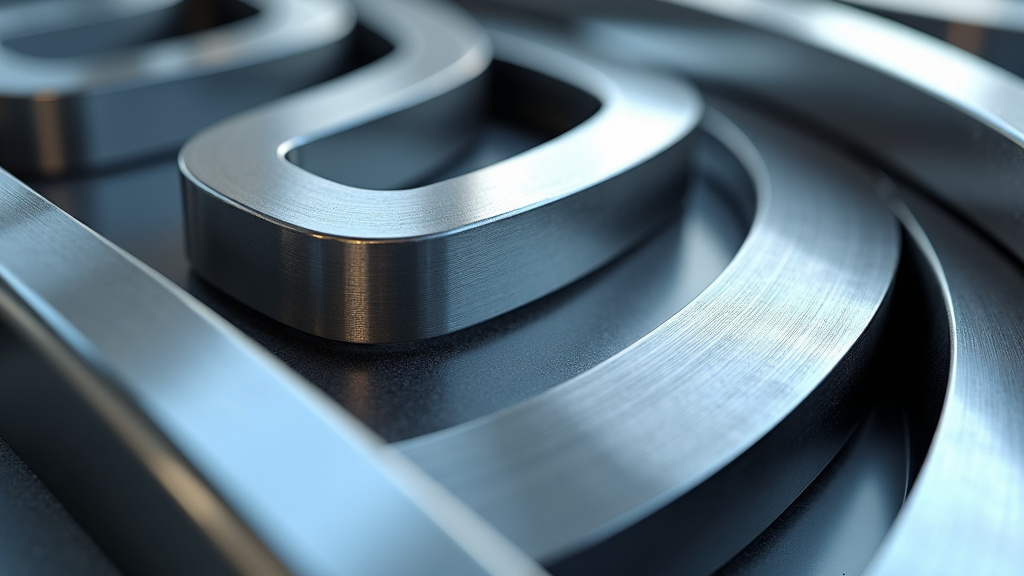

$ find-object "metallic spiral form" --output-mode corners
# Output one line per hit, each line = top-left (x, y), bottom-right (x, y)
(0, 1), (1021, 575)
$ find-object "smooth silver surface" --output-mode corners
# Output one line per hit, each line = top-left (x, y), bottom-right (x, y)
(841, 0), (1024, 78)
(649, 0), (1024, 270)
(399, 105), (899, 568)
(3, 1), (1023, 573)
(844, 0), (1024, 31)
(861, 186), (1024, 576)
(0, 166), (545, 575)
(0, 0), (353, 174)
(474, 0), (1024, 269)
(180, 1), (701, 343)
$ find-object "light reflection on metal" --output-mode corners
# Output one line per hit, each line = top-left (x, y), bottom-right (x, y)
(0, 0), (354, 174)
(0, 0), (1023, 574)
(468, 0), (1024, 572)
(0, 171), (546, 575)
(864, 188), (1024, 576)
(841, 0), (1024, 75)
(400, 105), (899, 569)
(180, 1), (701, 343)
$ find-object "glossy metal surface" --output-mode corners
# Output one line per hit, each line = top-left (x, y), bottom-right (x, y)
(841, 0), (1024, 78)
(3, 1), (1024, 574)
(862, 186), (1024, 576)
(399, 104), (899, 569)
(0, 0), (353, 174)
(180, 6), (701, 343)
(0, 167), (545, 575)
(474, 0), (1024, 269)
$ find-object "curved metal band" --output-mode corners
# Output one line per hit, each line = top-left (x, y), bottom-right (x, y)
(841, 1), (1024, 78)
(474, 0), (1024, 272)
(398, 104), (899, 566)
(0, 0), (354, 174)
(179, 4), (702, 343)
(0, 168), (544, 575)
(469, 1), (1024, 570)
(861, 186), (1024, 576)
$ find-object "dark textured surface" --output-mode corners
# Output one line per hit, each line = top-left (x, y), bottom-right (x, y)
(0, 437), (121, 576)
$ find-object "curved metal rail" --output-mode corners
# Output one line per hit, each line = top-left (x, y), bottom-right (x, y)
(862, 184), (1024, 576)
(180, 7), (701, 343)
(0, 0), (353, 174)
(399, 104), (900, 569)
(0, 175), (545, 575)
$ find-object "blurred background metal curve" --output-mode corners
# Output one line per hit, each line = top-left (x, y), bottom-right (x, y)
(0, 0), (354, 175)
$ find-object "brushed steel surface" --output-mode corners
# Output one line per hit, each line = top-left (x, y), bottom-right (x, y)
(2, 1), (1023, 574)
(0, 0), (353, 174)
(0, 168), (545, 575)
(399, 104), (900, 567)
(28, 114), (748, 443)
(180, 5), (701, 343)
(473, 0), (1024, 270)
(861, 185), (1024, 576)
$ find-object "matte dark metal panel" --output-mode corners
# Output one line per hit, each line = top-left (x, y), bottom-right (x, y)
(0, 0), (354, 174)
(181, 8), (702, 343)
(398, 105), (900, 564)
(0, 167), (546, 576)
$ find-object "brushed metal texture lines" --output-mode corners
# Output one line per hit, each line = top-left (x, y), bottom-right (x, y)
(2, 1), (1024, 574)
(0, 0), (354, 174)
(0, 167), (545, 575)
(399, 105), (900, 567)
(481, 2), (1024, 571)
(473, 0), (1024, 274)
(863, 187), (1024, 576)
(180, 4), (702, 343)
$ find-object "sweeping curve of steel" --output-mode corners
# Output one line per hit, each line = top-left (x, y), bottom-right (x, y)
(0, 1), (1021, 575)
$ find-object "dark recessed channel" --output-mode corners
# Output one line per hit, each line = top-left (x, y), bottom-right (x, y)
(284, 59), (602, 190)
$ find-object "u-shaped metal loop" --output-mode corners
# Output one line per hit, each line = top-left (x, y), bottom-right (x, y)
(179, 2), (702, 343)
(0, 0), (354, 174)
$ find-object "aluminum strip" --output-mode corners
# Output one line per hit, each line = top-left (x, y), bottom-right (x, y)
(471, 0), (1024, 271)
(0, 168), (545, 575)
(840, 0), (1024, 78)
(0, 0), (354, 174)
(398, 105), (900, 568)
(861, 186), (1024, 576)
(180, 4), (702, 343)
